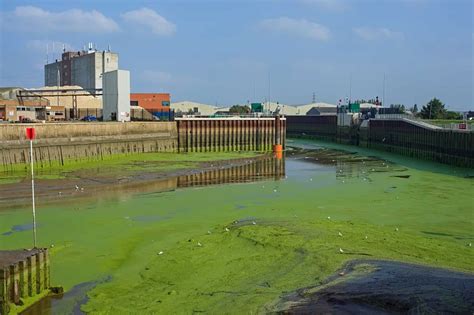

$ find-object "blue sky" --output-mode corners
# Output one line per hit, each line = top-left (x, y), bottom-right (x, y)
(0, 0), (472, 110)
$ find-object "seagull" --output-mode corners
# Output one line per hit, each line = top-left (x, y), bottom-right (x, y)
(252, 221), (257, 225)
(468, 243), (472, 247)
(327, 216), (331, 220)
(197, 242), (202, 247)
(207, 230), (211, 235)
(158, 251), (164, 255)
(225, 228), (230, 232)
(395, 227), (399, 232)
(75, 185), (79, 191)
(338, 232), (343, 237)
(365, 235), (368, 240)
(339, 248), (344, 253)
(50, 244), (54, 248)
(273, 189), (277, 193)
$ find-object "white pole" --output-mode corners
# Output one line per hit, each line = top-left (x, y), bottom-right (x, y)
(30, 139), (37, 248)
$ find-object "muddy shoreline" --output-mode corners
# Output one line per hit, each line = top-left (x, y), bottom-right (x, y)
(0, 155), (266, 210)
(268, 259), (474, 314)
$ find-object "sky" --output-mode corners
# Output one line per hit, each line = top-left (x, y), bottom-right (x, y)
(0, 0), (472, 110)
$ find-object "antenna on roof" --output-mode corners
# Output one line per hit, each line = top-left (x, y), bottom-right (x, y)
(46, 43), (49, 64)
(108, 44), (111, 52)
(62, 43), (66, 52)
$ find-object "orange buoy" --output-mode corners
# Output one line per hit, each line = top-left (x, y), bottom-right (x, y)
(273, 144), (283, 159)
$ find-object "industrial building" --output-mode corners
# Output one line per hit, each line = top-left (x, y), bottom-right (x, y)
(44, 43), (118, 90)
(0, 87), (53, 122)
(103, 70), (131, 122)
(130, 93), (171, 119)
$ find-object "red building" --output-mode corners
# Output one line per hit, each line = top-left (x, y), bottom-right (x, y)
(130, 93), (170, 110)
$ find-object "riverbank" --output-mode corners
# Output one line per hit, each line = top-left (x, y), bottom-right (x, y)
(2, 140), (472, 313)
(0, 151), (261, 209)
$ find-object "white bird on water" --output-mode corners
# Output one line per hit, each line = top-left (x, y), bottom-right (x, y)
(468, 243), (472, 247)
(338, 232), (343, 237)
(327, 216), (331, 220)
(252, 221), (257, 225)
(158, 251), (164, 255)
(365, 235), (368, 240)
(339, 248), (344, 253)
(225, 228), (230, 232)
(197, 242), (202, 247)
(395, 227), (399, 232)
(207, 230), (211, 235)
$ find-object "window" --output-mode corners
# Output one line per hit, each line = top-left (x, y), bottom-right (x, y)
(162, 101), (170, 107)
(130, 100), (139, 106)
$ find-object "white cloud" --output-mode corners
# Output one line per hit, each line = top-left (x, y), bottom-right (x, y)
(3, 6), (119, 33)
(260, 17), (330, 41)
(353, 27), (404, 41)
(301, 0), (347, 11)
(121, 8), (176, 36)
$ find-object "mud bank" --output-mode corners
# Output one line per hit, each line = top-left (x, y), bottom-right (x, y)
(0, 152), (261, 210)
(268, 259), (474, 314)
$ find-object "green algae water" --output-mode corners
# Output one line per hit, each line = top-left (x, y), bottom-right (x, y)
(1, 139), (473, 314)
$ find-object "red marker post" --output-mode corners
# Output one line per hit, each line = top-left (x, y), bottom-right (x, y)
(26, 127), (37, 248)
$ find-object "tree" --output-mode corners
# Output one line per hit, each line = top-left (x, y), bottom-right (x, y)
(420, 98), (446, 119)
(444, 111), (462, 120)
(229, 105), (251, 114)
(390, 104), (405, 113)
(411, 104), (418, 113)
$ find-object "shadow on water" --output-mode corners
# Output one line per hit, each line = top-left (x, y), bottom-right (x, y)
(20, 276), (111, 315)
(2, 223), (38, 236)
(268, 260), (474, 314)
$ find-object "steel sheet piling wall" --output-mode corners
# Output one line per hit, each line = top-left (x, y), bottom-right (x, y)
(285, 115), (474, 168)
(176, 117), (285, 153)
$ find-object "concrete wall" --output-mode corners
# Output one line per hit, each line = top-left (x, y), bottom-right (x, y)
(286, 115), (336, 141)
(0, 122), (177, 170)
(0, 249), (50, 314)
(176, 117), (286, 152)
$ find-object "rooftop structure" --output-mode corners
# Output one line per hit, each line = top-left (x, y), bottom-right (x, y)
(44, 43), (118, 90)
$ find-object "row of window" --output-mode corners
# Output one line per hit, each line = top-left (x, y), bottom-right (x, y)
(130, 101), (170, 107)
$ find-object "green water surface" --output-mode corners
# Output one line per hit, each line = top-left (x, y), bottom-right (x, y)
(1, 139), (473, 314)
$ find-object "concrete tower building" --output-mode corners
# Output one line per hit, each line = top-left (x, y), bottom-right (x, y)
(44, 43), (118, 90)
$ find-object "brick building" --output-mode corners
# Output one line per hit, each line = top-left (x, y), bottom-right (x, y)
(130, 93), (171, 119)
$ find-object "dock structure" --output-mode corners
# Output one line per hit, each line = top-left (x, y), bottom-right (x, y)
(176, 116), (286, 153)
(286, 115), (474, 168)
(0, 248), (50, 314)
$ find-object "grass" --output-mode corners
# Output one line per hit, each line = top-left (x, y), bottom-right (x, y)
(0, 151), (260, 185)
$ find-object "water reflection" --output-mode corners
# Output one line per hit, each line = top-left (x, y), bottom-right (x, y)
(177, 156), (285, 188)
(0, 156), (286, 210)
(288, 146), (408, 182)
